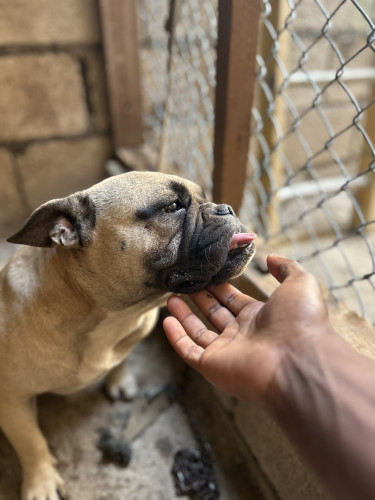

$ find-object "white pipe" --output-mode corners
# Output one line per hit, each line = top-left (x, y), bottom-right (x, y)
(289, 67), (375, 85)
(277, 176), (368, 201)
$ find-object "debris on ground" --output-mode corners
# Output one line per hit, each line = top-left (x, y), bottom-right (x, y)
(97, 428), (132, 467)
(124, 382), (179, 442)
(171, 407), (220, 500)
(172, 442), (219, 499)
(97, 382), (179, 467)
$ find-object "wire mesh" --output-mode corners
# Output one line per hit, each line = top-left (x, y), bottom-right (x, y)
(137, 0), (217, 186)
(241, 0), (375, 323)
(137, 0), (375, 324)
(158, 0), (217, 189)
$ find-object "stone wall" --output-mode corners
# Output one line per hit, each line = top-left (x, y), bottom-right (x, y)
(0, 0), (112, 238)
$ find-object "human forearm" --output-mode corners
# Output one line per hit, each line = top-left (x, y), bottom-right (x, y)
(269, 330), (375, 500)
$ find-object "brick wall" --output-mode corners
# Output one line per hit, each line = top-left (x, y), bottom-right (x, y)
(0, 0), (112, 238)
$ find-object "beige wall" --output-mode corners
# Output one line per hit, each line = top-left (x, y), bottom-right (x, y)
(0, 0), (112, 238)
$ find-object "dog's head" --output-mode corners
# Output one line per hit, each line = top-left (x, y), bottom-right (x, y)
(8, 172), (255, 305)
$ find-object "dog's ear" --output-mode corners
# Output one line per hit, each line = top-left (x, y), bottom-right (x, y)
(7, 193), (96, 248)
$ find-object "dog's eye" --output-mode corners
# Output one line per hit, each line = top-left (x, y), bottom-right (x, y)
(164, 201), (183, 213)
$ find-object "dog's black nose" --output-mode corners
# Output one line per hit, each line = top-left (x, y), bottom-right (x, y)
(215, 204), (234, 216)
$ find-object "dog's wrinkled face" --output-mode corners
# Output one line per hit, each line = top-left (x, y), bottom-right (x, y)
(8, 172), (255, 306)
(140, 181), (256, 294)
(88, 172), (256, 296)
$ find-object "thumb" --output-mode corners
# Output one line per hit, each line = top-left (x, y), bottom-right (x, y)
(266, 254), (305, 284)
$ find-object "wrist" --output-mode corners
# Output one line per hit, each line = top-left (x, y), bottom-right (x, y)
(263, 325), (339, 418)
(260, 326), (375, 500)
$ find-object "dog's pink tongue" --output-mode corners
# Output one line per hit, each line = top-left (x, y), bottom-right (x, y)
(229, 233), (257, 251)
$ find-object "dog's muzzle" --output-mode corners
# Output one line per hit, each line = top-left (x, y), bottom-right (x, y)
(155, 203), (256, 294)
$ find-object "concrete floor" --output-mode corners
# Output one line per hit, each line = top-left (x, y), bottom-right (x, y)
(0, 240), (263, 500)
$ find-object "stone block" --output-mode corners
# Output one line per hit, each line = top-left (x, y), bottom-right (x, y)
(0, 54), (89, 141)
(0, 148), (28, 238)
(17, 135), (111, 210)
(0, 0), (101, 46)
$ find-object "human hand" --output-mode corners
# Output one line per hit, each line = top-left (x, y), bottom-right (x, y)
(163, 255), (334, 408)
(166, 255), (375, 500)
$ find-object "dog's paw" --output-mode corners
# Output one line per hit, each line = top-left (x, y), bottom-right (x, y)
(22, 463), (66, 500)
(104, 370), (138, 401)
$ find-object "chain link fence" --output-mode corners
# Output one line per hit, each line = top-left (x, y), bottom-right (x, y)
(242, 0), (375, 323)
(136, 0), (375, 324)
(137, 0), (217, 187)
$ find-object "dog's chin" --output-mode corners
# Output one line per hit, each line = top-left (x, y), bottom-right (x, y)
(160, 242), (255, 294)
(211, 240), (255, 284)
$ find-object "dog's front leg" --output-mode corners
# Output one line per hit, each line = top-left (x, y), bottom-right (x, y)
(0, 396), (65, 500)
(104, 308), (160, 401)
(104, 360), (138, 401)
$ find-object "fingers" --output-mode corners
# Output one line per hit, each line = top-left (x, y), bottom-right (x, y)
(163, 316), (204, 367)
(193, 283), (256, 328)
(189, 287), (235, 331)
(168, 283), (256, 334)
(166, 296), (218, 347)
(267, 254), (305, 283)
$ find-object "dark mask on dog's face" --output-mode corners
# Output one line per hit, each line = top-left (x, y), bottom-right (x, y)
(137, 180), (256, 294)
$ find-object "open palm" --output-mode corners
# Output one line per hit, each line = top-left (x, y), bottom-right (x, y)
(163, 255), (331, 406)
